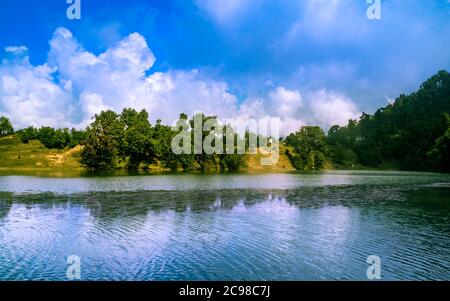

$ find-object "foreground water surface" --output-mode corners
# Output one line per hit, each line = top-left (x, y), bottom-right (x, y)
(0, 171), (449, 280)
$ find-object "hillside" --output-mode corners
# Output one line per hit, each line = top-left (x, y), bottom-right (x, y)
(327, 70), (450, 171)
(0, 135), (83, 171)
(244, 144), (296, 172)
(0, 134), (297, 173)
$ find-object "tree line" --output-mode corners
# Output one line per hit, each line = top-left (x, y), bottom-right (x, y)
(15, 126), (86, 149)
(1, 70), (449, 172)
(80, 109), (248, 171)
(282, 70), (450, 172)
(326, 70), (450, 171)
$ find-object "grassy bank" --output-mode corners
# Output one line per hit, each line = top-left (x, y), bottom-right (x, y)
(0, 135), (83, 171)
(1, 134), (407, 175)
(244, 144), (296, 172)
(0, 134), (298, 173)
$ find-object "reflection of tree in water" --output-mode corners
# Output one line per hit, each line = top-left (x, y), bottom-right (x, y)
(2, 190), (270, 219)
(404, 187), (450, 210)
(0, 193), (13, 220)
(80, 190), (267, 218)
(3, 184), (448, 224)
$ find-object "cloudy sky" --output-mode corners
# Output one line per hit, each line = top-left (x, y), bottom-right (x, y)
(0, 0), (449, 135)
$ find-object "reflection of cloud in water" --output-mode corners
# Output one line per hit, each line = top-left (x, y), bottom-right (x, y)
(310, 206), (353, 260)
(0, 184), (447, 216)
(0, 184), (449, 280)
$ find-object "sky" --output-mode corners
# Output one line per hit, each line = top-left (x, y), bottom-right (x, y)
(0, 0), (449, 135)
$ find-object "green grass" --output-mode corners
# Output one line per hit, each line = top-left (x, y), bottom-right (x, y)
(0, 134), (398, 174)
(0, 135), (82, 171)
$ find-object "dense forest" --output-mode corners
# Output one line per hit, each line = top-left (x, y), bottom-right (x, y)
(325, 70), (450, 171)
(0, 70), (449, 172)
(258, 70), (450, 172)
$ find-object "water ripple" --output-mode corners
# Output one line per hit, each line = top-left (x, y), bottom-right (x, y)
(0, 175), (449, 280)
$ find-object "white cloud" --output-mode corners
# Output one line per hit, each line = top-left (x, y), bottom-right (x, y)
(1, 28), (240, 129)
(309, 90), (361, 128)
(197, 0), (243, 22)
(48, 27), (155, 114)
(5, 46), (28, 55)
(0, 27), (359, 136)
(0, 46), (74, 128)
(235, 87), (305, 136)
(304, 0), (341, 26)
(195, 0), (261, 26)
(238, 86), (361, 135)
(279, 0), (368, 47)
(268, 86), (303, 117)
(143, 70), (239, 123)
(237, 97), (265, 119)
(384, 95), (395, 105)
(79, 92), (112, 126)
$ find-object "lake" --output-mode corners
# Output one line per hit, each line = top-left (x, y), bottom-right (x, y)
(0, 171), (449, 280)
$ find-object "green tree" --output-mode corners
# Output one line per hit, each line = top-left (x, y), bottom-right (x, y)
(17, 126), (38, 143)
(81, 110), (124, 170)
(69, 128), (86, 147)
(325, 70), (450, 171)
(428, 113), (450, 171)
(52, 128), (71, 149)
(120, 108), (155, 168)
(38, 127), (56, 148)
(329, 145), (358, 167)
(0, 116), (14, 137)
(285, 126), (327, 170)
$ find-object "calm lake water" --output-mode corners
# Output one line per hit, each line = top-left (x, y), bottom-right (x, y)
(0, 171), (449, 280)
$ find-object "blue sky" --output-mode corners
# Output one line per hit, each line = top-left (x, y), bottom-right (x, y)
(0, 0), (449, 133)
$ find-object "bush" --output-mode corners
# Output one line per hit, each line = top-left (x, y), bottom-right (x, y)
(17, 126), (39, 143)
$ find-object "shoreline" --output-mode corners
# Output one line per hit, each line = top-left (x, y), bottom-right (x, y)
(0, 167), (446, 179)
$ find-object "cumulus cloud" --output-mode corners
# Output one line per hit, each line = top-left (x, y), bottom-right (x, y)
(48, 27), (156, 120)
(228, 85), (307, 136)
(0, 46), (74, 128)
(0, 28), (241, 129)
(0, 27), (360, 136)
(309, 90), (361, 128)
(268, 87), (303, 117)
(237, 86), (360, 135)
